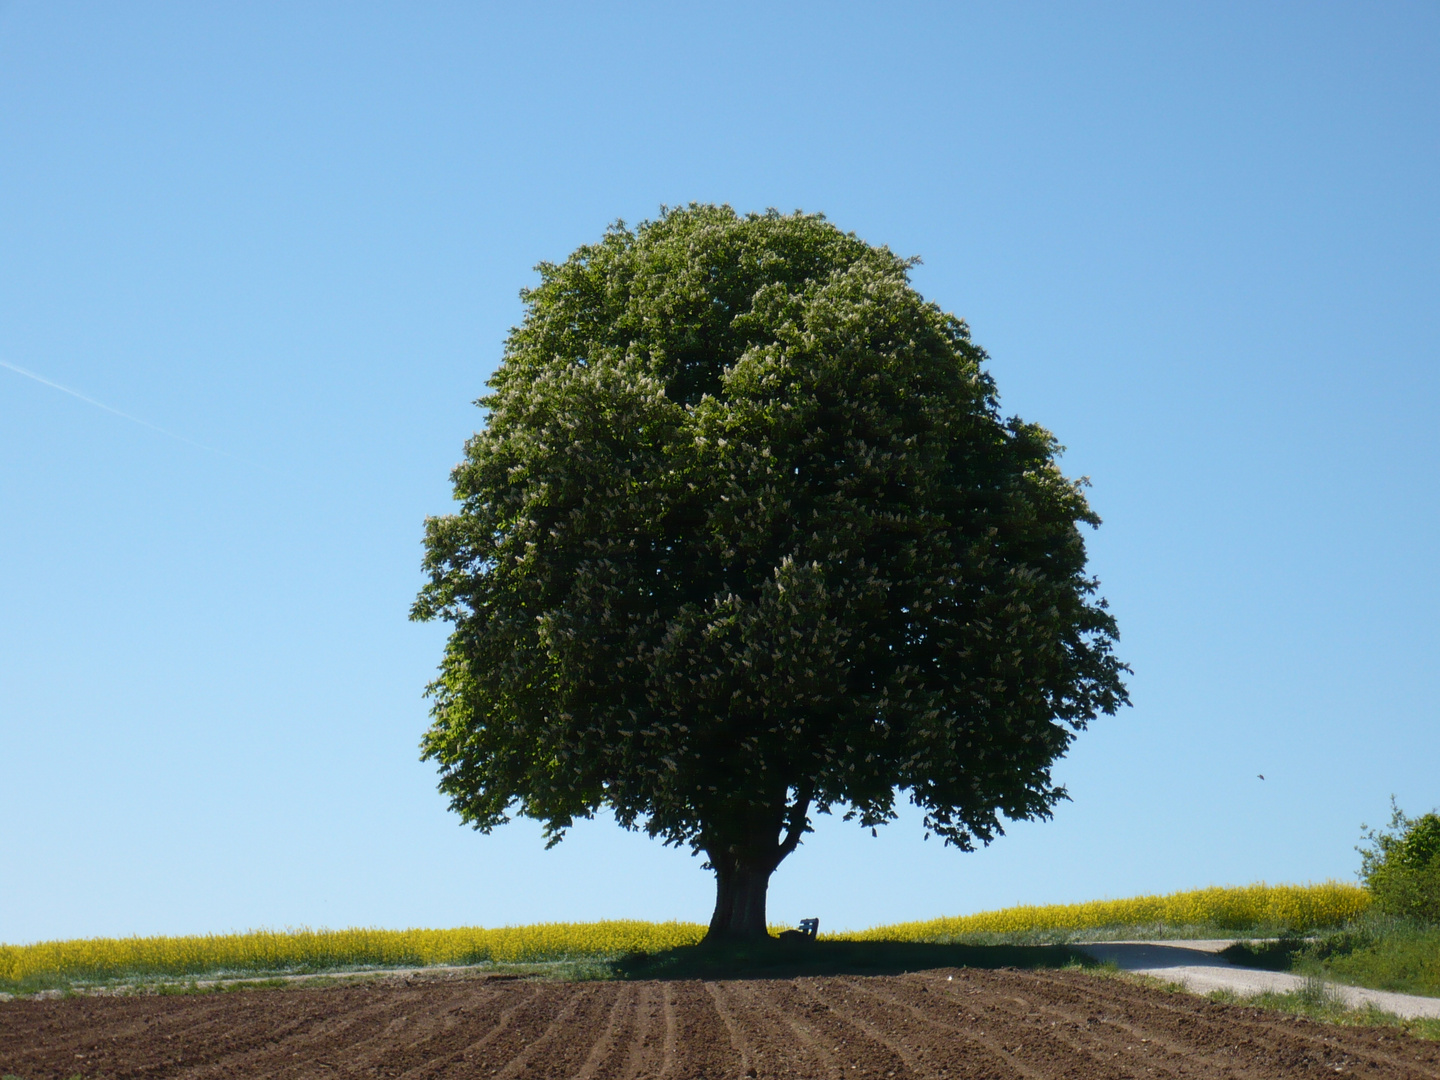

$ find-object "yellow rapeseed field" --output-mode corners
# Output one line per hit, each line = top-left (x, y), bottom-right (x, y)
(0, 921), (707, 985)
(844, 881), (1370, 941)
(0, 882), (1368, 987)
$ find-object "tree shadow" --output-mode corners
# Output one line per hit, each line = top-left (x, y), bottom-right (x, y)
(610, 939), (1094, 981)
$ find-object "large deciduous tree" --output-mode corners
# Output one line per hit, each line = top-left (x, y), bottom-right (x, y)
(413, 205), (1129, 940)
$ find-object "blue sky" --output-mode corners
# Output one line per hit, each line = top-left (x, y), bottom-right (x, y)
(2, 2), (1436, 944)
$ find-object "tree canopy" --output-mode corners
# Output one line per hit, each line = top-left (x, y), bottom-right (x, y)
(1360, 801), (1440, 924)
(413, 205), (1129, 938)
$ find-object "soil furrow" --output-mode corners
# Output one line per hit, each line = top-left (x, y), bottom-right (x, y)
(670, 980), (739, 1080)
(289, 984), (510, 1079)
(881, 972), (1168, 1080)
(748, 981), (845, 1079)
(952, 971), (1300, 1080)
(573, 982), (637, 1080)
(613, 980), (663, 1080)
(704, 980), (754, 1078)
(714, 978), (834, 1078)
(76, 993), (303, 1074)
(265, 981), (530, 1079)
(782, 978), (922, 1078)
(661, 980), (680, 1079)
(381, 982), (540, 1080)
(838, 975), (1044, 1080)
(488, 981), (607, 1080)
(4, 970), (1439, 1080)
(1015, 968), (1440, 1078)
(906, 971), (1215, 1080)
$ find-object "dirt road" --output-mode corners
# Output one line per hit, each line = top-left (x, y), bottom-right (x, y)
(3, 968), (1437, 1079)
(1077, 942), (1440, 1021)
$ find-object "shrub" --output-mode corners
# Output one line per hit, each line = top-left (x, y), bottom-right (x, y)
(1359, 800), (1440, 924)
(1305, 912), (1440, 998)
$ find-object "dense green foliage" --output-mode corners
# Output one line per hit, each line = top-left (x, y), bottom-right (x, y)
(1359, 801), (1440, 924)
(1228, 912), (1440, 1000)
(1312, 916), (1440, 998)
(413, 205), (1128, 935)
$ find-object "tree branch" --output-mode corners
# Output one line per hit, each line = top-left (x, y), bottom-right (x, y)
(777, 782), (815, 862)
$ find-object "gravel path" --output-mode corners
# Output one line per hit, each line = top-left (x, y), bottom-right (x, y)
(1078, 940), (1440, 1020)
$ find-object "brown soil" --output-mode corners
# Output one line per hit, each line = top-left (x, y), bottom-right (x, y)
(3, 968), (1438, 1079)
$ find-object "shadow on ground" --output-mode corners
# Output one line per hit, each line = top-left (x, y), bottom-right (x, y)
(610, 939), (1093, 980)
(1220, 939), (1309, 971)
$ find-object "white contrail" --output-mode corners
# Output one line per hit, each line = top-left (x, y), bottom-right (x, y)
(0, 358), (245, 462)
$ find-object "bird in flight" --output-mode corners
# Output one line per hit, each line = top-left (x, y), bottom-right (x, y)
(1258, 774), (1265, 780)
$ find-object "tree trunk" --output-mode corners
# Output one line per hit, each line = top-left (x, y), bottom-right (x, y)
(702, 787), (813, 942)
(706, 855), (776, 940)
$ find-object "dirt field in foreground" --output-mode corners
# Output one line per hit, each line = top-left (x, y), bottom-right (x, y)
(3, 968), (1438, 1080)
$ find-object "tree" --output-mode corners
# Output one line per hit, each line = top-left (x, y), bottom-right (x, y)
(1359, 800), (1440, 924)
(412, 205), (1129, 940)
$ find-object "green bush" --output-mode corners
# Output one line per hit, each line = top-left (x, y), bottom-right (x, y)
(1359, 800), (1440, 924)
(1308, 913), (1440, 997)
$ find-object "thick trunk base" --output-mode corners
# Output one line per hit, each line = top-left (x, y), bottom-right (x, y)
(705, 861), (775, 941)
(701, 794), (812, 943)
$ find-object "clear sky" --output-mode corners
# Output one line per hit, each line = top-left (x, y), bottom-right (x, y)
(2, 2), (1436, 945)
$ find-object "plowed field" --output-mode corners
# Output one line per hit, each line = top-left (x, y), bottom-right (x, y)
(4, 968), (1438, 1079)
